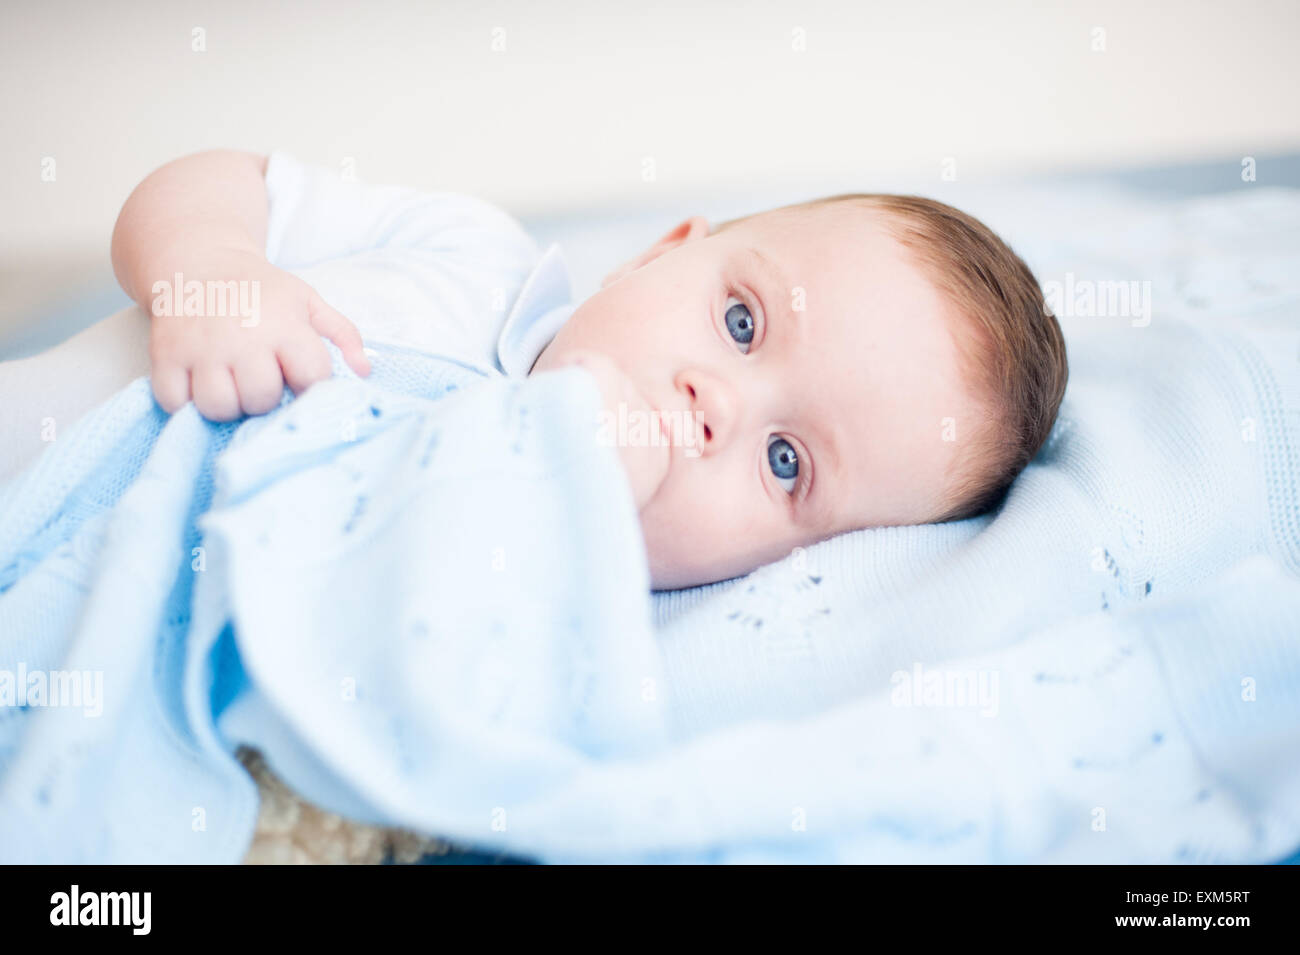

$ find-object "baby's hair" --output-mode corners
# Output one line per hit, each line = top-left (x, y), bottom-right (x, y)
(714, 194), (1068, 523)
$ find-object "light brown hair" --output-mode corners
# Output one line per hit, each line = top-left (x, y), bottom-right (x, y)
(716, 194), (1068, 523)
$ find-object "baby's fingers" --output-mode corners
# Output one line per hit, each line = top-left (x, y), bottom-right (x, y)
(276, 332), (333, 396)
(307, 293), (370, 378)
(151, 361), (191, 414)
(233, 351), (286, 416)
(191, 363), (242, 422)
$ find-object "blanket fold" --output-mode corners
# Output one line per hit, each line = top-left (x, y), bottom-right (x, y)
(1, 349), (663, 862)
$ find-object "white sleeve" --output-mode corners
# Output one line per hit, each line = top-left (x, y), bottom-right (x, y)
(262, 151), (542, 367)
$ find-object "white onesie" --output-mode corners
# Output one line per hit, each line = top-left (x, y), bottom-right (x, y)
(0, 152), (578, 480)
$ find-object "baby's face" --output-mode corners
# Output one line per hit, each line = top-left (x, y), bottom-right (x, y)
(532, 202), (976, 590)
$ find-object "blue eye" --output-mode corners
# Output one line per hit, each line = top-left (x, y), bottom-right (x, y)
(724, 296), (755, 353)
(767, 435), (799, 493)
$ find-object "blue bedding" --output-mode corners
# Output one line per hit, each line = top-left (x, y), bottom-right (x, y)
(3, 182), (1299, 864)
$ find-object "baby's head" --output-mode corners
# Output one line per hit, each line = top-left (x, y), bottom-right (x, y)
(532, 194), (1068, 589)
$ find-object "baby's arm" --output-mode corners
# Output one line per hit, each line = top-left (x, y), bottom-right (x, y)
(111, 150), (370, 420)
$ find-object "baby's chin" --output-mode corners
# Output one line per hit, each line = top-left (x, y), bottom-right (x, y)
(645, 556), (718, 591)
(641, 504), (827, 589)
(645, 555), (750, 591)
(639, 518), (751, 591)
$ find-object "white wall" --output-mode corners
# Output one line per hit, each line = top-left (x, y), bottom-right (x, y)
(2, 0), (1298, 267)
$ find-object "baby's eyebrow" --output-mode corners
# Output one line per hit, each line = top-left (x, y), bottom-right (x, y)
(743, 245), (804, 347)
(743, 246), (785, 303)
(742, 245), (845, 532)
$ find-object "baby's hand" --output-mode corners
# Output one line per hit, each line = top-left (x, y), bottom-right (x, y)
(147, 248), (371, 421)
(555, 350), (670, 512)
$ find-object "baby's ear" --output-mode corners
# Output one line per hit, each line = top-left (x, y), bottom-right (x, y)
(600, 215), (711, 288)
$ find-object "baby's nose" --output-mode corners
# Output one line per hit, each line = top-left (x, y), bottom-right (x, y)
(674, 369), (736, 453)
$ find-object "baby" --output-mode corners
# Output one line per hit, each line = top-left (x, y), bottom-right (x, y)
(106, 150), (1067, 590)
